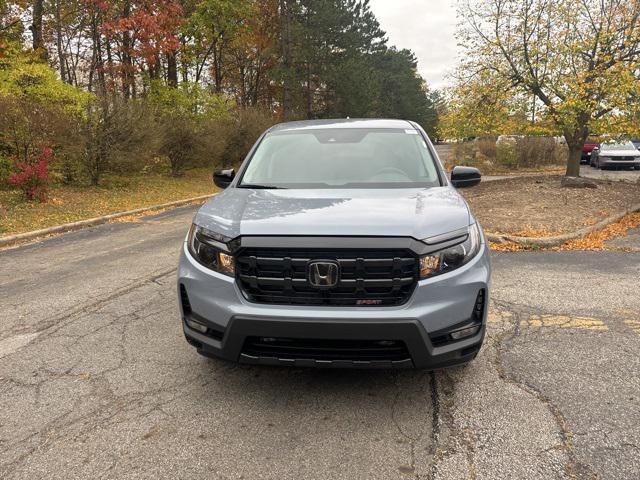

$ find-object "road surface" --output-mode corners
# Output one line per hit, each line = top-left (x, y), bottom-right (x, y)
(1, 205), (639, 479)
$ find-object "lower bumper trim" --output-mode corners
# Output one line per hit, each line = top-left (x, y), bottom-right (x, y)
(238, 353), (414, 369)
(184, 313), (485, 370)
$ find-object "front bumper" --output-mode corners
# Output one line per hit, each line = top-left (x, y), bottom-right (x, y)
(177, 241), (491, 369)
(599, 157), (640, 167)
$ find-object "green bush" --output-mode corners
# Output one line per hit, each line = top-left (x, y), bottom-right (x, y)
(496, 139), (518, 168)
(55, 155), (83, 185)
(0, 154), (12, 189)
(217, 108), (277, 169)
(475, 137), (497, 158)
(449, 136), (567, 171)
(148, 82), (230, 176)
(515, 137), (566, 168)
(450, 142), (476, 167)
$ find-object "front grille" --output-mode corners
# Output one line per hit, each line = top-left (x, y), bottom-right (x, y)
(235, 248), (419, 306)
(609, 156), (636, 161)
(242, 337), (411, 361)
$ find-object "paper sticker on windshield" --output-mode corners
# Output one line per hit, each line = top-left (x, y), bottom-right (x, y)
(405, 129), (419, 134)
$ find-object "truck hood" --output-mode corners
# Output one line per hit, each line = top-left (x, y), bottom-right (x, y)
(194, 187), (471, 241)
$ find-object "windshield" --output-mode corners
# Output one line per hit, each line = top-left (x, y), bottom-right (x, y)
(239, 128), (441, 189)
(602, 141), (637, 151)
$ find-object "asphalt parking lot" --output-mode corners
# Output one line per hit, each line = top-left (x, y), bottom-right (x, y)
(1, 206), (639, 479)
(581, 164), (640, 182)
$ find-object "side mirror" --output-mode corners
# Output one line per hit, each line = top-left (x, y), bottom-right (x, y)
(451, 166), (481, 188)
(213, 168), (235, 189)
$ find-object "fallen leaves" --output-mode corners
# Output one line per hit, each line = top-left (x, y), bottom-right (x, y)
(489, 241), (526, 252)
(489, 212), (640, 251)
(556, 212), (640, 251)
(508, 226), (557, 238)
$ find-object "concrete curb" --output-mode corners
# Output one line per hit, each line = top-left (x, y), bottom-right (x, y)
(0, 194), (215, 248)
(485, 203), (640, 247)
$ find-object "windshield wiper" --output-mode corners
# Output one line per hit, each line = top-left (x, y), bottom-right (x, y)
(238, 183), (287, 190)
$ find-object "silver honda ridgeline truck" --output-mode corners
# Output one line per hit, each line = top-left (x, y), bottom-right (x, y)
(178, 119), (491, 369)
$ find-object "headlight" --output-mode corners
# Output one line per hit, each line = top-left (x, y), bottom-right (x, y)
(420, 223), (481, 279)
(187, 224), (235, 276)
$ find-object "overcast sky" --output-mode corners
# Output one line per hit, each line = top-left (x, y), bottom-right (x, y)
(368, 0), (459, 90)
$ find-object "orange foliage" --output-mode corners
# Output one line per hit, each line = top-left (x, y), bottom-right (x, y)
(489, 212), (640, 252)
(556, 212), (640, 251)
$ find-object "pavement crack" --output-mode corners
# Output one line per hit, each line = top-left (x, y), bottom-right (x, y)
(7, 268), (177, 344)
(432, 370), (477, 480)
(488, 302), (597, 479)
(390, 371), (433, 479)
(426, 370), (446, 480)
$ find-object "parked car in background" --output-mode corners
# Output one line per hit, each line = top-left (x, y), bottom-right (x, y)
(590, 141), (640, 170)
(581, 140), (600, 164)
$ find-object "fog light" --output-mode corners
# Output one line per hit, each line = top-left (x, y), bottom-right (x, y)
(450, 325), (480, 340)
(186, 318), (208, 334)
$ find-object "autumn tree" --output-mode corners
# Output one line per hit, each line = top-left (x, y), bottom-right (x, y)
(458, 0), (640, 177)
(101, 0), (183, 97)
(2, 0), (439, 189)
(181, 0), (251, 88)
(225, 0), (279, 107)
(438, 70), (535, 140)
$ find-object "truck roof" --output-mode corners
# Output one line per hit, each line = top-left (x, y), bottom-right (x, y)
(268, 118), (415, 133)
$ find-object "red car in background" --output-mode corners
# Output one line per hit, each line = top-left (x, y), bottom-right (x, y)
(581, 140), (600, 164)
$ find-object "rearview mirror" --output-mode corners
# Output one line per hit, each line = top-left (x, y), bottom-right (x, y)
(213, 169), (235, 189)
(450, 166), (481, 188)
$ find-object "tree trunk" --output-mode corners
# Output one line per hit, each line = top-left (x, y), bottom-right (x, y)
(563, 124), (588, 178)
(180, 37), (188, 83)
(306, 62), (312, 119)
(121, 0), (133, 99)
(54, 0), (67, 82)
(31, 0), (46, 58)
(212, 38), (224, 93)
(167, 51), (178, 87)
(565, 143), (582, 177)
(304, 4), (312, 119)
(252, 67), (261, 107)
(90, 8), (106, 97)
(280, 0), (292, 120)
